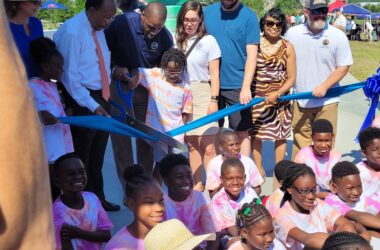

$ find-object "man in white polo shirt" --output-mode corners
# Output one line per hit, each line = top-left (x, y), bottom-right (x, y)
(285, 0), (353, 159)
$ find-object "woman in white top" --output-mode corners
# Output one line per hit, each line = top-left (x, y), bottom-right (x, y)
(175, 0), (221, 190)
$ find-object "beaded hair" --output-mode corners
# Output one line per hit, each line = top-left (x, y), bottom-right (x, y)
(236, 198), (272, 243)
(322, 232), (370, 250)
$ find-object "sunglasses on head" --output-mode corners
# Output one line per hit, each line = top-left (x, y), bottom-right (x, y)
(309, 7), (328, 15)
(265, 20), (281, 28)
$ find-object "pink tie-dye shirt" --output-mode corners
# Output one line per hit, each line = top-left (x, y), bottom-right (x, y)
(104, 227), (144, 250)
(265, 188), (285, 220)
(275, 199), (341, 250)
(164, 190), (216, 234)
(357, 161), (380, 200)
(209, 186), (258, 232)
(29, 78), (74, 163)
(295, 146), (341, 190)
(228, 238), (286, 250)
(53, 192), (113, 250)
(325, 193), (380, 216)
(205, 154), (264, 191)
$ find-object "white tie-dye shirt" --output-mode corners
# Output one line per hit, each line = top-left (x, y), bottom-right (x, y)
(105, 227), (145, 250)
(357, 161), (380, 200)
(325, 193), (380, 216)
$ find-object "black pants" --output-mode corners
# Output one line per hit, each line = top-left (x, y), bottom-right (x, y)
(68, 90), (110, 201)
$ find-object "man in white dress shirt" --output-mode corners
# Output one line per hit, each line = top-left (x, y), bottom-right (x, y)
(54, 0), (120, 211)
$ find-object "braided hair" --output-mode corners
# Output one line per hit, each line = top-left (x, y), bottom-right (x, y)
(160, 48), (187, 72)
(322, 232), (370, 250)
(236, 198), (272, 243)
(331, 161), (360, 183)
(123, 164), (158, 199)
(280, 163), (315, 207)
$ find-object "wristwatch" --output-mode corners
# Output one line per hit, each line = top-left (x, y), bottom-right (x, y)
(211, 96), (219, 101)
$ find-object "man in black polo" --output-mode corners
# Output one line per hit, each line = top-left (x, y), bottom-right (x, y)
(105, 1), (172, 188)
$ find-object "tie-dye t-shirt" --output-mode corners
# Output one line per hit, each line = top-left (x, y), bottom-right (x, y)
(325, 193), (380, 216)
(205, 154), (264, 191)
(138, 67), (192, 143)
(164, 190), (216, 234)
(228, 238), (286, 250)
(265, 188), (285, 219)
(209, 186), (258, 231)
(295, 146), (341, 190)
(29, 78), (73, 163)
(275, 199), (341, 250)
(53, 192), (113, 250)
(357, 161), (380, 200)
(104, 227), (144, 250)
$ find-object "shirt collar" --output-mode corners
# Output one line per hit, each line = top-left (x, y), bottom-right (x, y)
(80, 11), (94, 32)
(302, 22), (329, 38)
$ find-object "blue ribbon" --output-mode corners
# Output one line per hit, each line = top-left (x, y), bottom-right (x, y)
(356, 68), (380, 140)
(167, 82), (366, 137)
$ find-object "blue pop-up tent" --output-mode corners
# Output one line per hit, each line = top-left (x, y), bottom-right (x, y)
(343, 3), (371, 17)
(40, 0), (67, 10)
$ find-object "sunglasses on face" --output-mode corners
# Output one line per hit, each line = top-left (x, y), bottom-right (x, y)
(292, 185), (320, 196)
(265, 20), (281, 28)
(164, 69), (182, 77)
(309, 7), (328, 15)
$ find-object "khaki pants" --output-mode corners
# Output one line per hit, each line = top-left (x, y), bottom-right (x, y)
(291, 102), (338, 159)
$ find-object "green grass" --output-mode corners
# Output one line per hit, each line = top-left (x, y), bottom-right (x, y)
(349, 41), (380, 81)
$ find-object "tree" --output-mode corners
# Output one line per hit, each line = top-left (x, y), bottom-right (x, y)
(242, 0), (265, 17)
(274, 0), (303, 16)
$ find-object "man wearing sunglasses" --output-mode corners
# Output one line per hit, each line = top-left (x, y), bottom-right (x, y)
(285, 0), (353, 159)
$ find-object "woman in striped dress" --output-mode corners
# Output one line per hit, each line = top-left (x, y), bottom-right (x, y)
(249, 8), (296, 178)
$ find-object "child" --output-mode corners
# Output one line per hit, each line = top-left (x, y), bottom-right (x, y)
(29, 37), (73, 200)
(229, 199), (286, 250)
(130, 48), (192, 162)
(52, 153), (113, 250)
(209, 158), (258, 238)
(357, 127), (380, 200)
(159, 153), (216, 235)
(325, 161), (380, 236)
(322, 232), (371, 250)
(105, 164), (165, 250)
(275, 164), (369, 249)
(206, 130), (264, 198)
(264, 160), (295, 219)
(294, 119), (341, 198)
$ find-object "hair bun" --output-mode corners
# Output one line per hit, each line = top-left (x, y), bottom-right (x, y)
(123, 164), (146, 181)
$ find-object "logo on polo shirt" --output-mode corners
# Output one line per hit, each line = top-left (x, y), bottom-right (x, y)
(151, 42), (159, 51)
(323, 39), (329, 45)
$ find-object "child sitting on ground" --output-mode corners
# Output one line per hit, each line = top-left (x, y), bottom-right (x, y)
(325, 161), (380, 237)
(29, 37), (74, 199)
(53, 153), (113, 250)
(130, 48), (192, 163)
(159, 153), (216, 235)
(209, 158), (258, 246)
(105, 164), (165, 250)
(206, 130), (264, 198)
(294, 119), (341, 198)
(357, 127), (380, 200)
(229, 198), (286, 250)
(264, 160), (295, 219)
(275, 164), (370, 249)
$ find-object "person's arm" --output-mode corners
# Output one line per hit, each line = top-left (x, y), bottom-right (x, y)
(312, 66), (350, 98)
(209, 184), (223, 199)
(225, 225), (239, 237)
(208, 58), (220, 114)
(239, 44), (258, 104)
(346, 210), (380, 230)
(39, 111), (60, 125)
(182, 113), (191, 124)
(265, 42), (296, 103)
(60, 224), (111, 243)
(61, 239), (74, 250)
(288, 227), (329, 249)
(253, 185), (261, 196)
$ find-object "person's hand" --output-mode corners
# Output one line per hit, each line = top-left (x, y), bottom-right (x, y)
(312, 84), (328, 98)
(94, 106), (110, 117)
(207, 101), (218, 114)
(60, 224), (80, 240)
(128, 74), (140, 89)
(39, 110), (59, 125)
(112, 66), (131, 82)
(239, 87), (252, 105)
(265, 91), (279, 104)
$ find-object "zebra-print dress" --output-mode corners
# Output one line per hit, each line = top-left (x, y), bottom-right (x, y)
(249, 39), (292, 141)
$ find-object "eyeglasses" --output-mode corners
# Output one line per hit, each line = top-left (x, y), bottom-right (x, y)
(265, 20), (281, 28)
(309, 7), (328, 15)
(164, 70), (182, 77)
(183, 18), (200, 25)
(292, 185), (320, 196)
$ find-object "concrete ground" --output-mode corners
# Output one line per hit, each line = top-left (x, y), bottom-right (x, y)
(102, 72), (371, 235)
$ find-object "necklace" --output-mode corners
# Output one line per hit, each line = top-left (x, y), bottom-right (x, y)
(261, 37), (282, 56)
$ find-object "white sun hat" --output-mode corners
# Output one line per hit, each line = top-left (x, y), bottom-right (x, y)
(144, 219), (216, 250)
